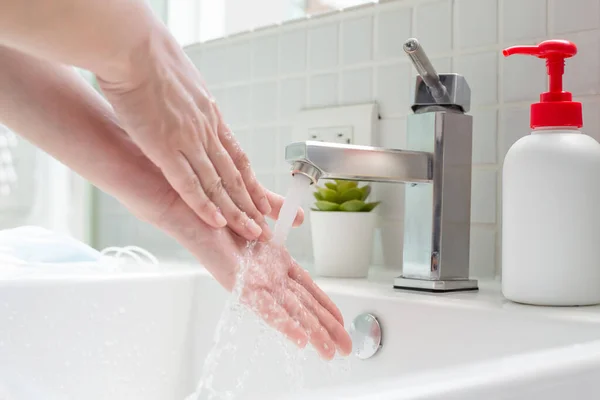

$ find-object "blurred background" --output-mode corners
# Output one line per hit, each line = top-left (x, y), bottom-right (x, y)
(2, 0), (599, 278)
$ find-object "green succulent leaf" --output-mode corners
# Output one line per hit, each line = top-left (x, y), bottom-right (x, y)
(361, 201), (381, 212)
(340, 199), (366, 212)
(360, 185), (371, 201)
(339, 187), (364, 203)
(317, 187), (339, 202)
(313, 191), (324, 201)
(336, 180), (358, 193)
(324, 182), (338, 191)
(315, 200), (340, 211)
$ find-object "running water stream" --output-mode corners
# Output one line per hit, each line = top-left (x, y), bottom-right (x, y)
(272, 174), (313, 245)
(185, 174), (351, 400)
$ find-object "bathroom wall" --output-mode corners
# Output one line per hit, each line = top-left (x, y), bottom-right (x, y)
(95, 0), (600, 276)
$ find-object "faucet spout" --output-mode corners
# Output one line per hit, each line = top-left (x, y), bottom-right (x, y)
(286, 141), (433, 184)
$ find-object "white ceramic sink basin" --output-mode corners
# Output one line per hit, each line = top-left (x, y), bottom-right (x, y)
(2, 264), (600, 399)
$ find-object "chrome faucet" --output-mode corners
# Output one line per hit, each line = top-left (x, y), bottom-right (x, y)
(285, 38), (478, 292)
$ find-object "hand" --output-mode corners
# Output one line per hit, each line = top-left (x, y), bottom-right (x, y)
(155, 187), (352, 360)
(97, 26), (271, 242)
(0, 44), (351, 360)
(237, 241), (353, 360)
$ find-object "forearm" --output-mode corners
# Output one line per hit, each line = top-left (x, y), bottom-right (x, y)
(0, 0), (166, 83)
(0, 46), (171, 223)
(0, 46), (240, 281)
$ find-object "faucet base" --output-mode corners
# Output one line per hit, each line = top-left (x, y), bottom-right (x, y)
(393, 277), (479, 293)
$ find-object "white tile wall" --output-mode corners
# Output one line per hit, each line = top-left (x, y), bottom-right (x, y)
(455, 0), (497, 50)
(251, 82), (278, 123)
(342, 16), (373, 65)
(455, 52), (498, 106)
(551, 0), (600, 34)
(253, 35), (279, 79)
(341, 67), (373, 103)
(376, 6), (412, 60)
(415, 0), (453, 54)
(308, 23), (339, 70)
(279, 30), (307, 74)
(376, 62), (412, 117)
(279, 77), (306, 119)
(309, 73), (338, 107)
(97, 0), (600, 278)
(226, 41), (252, 82)
(502, 0), (547, 43)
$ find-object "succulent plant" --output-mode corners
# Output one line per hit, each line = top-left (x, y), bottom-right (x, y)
(312, 180), (380, 212)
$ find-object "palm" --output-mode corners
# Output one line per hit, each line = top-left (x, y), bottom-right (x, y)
(158, 188), (352, 360)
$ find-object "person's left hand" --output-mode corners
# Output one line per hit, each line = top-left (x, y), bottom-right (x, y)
(237, 240), (353, 360)
(156, 189), (353, 360)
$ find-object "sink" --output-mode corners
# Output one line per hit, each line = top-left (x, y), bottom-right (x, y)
(2, 264), (600, 399)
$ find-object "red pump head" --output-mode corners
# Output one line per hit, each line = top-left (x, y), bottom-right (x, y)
(503, 39), (582, 129)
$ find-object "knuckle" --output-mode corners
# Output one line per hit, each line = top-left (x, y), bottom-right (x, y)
(247, 181), (262, 196)
(231, 210), (246, 226)
(232, 150), (251, 170)
(229, 171), (245, 191)
(205, 177), (225, 199)
(198, 198), (216, 215)
(180, 174), (202, 195)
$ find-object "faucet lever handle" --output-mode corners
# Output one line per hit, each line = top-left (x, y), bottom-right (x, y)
(403, 38), (450, 104)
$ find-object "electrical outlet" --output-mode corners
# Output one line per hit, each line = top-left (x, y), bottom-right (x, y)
(292, 103), (378, 146)
(308, 126), (353, 144)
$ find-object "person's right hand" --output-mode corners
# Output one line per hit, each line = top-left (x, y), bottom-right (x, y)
(97, 24), (271, 242)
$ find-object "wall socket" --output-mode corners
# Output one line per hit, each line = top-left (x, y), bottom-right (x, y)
(292, 103), (378, 146)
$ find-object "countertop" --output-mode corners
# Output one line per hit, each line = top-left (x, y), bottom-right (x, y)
(4, 257), (600, 325)
(308, 264), (600, 325)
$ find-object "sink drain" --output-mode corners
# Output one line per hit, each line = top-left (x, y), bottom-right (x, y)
(349, 313), (382, 360)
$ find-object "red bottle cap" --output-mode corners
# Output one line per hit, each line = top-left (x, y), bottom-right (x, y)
(503, 40), (582, 129)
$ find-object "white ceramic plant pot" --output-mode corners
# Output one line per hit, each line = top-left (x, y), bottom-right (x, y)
(310, 210), (377, 278)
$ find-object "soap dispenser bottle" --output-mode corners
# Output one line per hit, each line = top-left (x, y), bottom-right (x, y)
(501, 40), (600, 306)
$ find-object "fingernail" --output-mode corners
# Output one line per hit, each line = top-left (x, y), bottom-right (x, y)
(337, 344), (352, 357)
(214, 210), (227, 227)
(259, 196), (271, 215)
(246, 218), (263, 237)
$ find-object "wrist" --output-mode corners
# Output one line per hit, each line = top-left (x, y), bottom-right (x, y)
(93, 10), (175, 88)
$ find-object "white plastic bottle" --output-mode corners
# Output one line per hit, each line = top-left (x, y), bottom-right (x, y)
(502, 40), (600, 306)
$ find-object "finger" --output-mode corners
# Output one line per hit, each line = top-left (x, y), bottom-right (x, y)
(289, 264), (344, 326)
(205, 134), (272, 241)
(215, 108), (271, 215)
(266, 191), (304, 227)
(182, 143), (263, 241)
(157, 150), (227, 229)
(257, 220), (273, 242)
(244, 290), (308, 349)
(288, 279), (353, 356)
(277, 287), (336, 360)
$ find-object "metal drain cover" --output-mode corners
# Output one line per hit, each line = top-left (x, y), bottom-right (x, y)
(349, 313), (382, 360)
